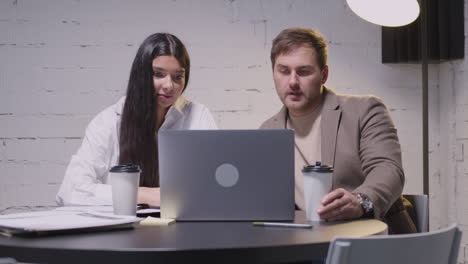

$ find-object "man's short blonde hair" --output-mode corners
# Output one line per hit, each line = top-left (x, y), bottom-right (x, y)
(271, 27), (328, 70)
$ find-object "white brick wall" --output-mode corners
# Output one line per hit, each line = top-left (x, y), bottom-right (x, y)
(0, 0), (424, 206)
(438, 60), (468, 262)
(3, 0), (462, 259)
(435, 1), (468, 260)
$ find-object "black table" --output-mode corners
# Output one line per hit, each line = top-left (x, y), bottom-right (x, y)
(0, 211), (387, 264)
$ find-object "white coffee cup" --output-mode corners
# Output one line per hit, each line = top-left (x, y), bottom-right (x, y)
(302, 161), (333, 221)
(109, 164), (141, 216)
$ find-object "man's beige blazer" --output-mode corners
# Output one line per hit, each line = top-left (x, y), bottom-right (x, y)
(260, 87), (404, 219)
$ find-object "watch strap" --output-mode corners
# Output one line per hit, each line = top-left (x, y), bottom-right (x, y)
(355, 193), (374, 218)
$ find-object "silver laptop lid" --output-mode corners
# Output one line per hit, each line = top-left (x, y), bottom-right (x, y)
(158, 130), (295, 221)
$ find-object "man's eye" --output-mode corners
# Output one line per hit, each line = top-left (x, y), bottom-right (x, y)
(297, 70), (312, 76)
(153, 72), (165, 78)
(278, 68), (290, 75)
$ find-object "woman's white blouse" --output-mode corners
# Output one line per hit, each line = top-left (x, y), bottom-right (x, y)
(56, 96), (217, 206)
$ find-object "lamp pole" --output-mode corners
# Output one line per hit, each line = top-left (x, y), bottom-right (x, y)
(421, 0), (429, 196)
(420, 0), (429, 232)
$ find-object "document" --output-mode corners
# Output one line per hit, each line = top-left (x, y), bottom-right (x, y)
(140, 216), (175, 226)
(52, 205), (160, 215)
(0, 208), (141, 237)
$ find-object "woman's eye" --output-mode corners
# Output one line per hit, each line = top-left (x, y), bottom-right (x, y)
(171, 74), (184, 82)
(153, 72), (165, 78)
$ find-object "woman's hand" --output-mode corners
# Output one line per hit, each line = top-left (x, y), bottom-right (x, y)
(137, 187), (161, 207)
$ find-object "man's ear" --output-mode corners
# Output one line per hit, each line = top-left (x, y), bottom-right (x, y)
(321, 65), (329, 84)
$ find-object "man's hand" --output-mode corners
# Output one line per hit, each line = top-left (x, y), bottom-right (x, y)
(137, 187), (161, 207)
(317, 188), (363, 221)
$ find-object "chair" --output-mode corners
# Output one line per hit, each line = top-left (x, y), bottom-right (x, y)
(325, 223), (461, 264)
(403, 194), (429, 232)
(0, 258), (16, 264)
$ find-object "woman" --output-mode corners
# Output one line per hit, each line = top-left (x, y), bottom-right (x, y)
(56, 33), (217, 207)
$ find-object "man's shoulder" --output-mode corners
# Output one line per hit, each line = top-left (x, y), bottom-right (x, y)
(328, 91), (392, 128)
(322, 88), (389, 123)
(334, 92), (383, 106)
(259, 115), (278, 129)
(331, 91), (385, 113)
(259, 107), (286, 129)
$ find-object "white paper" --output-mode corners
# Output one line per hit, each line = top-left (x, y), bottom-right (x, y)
(53, 206), (160, 214)
(136, 208), (160, 214)
(0, 209), (141, 232)
(0, 210), (76, 219)
(53, 205), (114, 213)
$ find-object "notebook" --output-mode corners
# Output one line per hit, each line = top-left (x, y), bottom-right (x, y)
(158, 130), (295, 221)
(0, 209), (141, 237)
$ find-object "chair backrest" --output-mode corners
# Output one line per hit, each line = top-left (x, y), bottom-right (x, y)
(325, 223), (462, 264)
(404, 194), (428, 232)
(0, 258), (17, 264)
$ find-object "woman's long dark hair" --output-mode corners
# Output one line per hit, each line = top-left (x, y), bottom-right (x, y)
(119, 33), (190, 187)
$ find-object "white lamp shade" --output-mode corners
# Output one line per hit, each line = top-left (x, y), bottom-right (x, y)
(347, 0), (420, 27)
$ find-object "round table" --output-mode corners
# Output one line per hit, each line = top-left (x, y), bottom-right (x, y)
(0, 211), (387, 264)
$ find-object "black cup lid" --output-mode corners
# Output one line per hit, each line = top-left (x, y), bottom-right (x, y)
(109, 164), (141, 173)
(302, 161), (333, 173)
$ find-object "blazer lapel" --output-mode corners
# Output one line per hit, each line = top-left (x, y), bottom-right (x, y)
(321, 88), (341, 167)
(264, 88), (341, 167)
(267, 107), (288, 129)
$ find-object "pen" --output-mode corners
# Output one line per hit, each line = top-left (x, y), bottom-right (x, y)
(253, 222), (313, 229)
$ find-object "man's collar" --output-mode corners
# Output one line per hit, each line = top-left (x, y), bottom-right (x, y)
(271, 86), (340, 126)
(322, 86), (340, 110)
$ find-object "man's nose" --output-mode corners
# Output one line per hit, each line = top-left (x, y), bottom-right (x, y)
(288, 72), (299, 87)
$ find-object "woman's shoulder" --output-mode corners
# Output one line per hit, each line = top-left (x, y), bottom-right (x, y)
(88, 97), (125, 129)
(187, 99), (209, 109)
(181, 98), (212, 115)
(178, 97), (217, 129)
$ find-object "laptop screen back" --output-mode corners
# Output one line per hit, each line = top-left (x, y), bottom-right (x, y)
(158, 130), (295, 221)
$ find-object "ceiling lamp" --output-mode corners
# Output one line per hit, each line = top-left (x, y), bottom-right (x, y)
(346, 0), (420, 27)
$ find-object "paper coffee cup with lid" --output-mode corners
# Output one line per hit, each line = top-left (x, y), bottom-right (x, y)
(302, 161), (333, 221)
(109, 164), (141, 216)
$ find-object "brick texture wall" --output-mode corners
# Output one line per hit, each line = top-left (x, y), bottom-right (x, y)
(1, 0), (457, 259)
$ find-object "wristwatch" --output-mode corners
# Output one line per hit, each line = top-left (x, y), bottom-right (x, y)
(355, 193), (374, 218)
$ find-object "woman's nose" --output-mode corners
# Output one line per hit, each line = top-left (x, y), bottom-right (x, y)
(161, 76), (174, 91)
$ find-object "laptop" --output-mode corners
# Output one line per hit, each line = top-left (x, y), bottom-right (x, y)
(158, 130), (295, 221)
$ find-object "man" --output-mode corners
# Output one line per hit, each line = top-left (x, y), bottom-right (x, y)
(260, 27), (415, 233)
